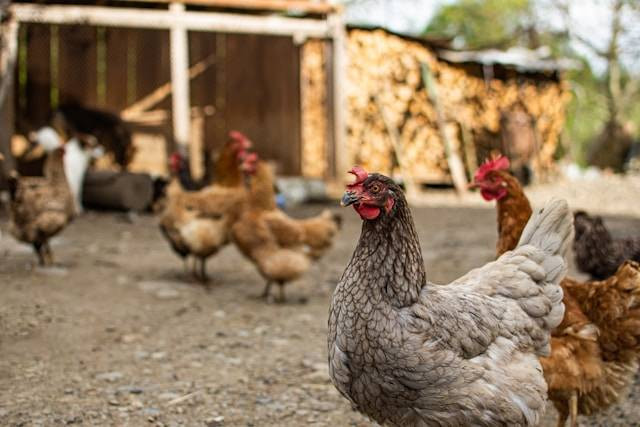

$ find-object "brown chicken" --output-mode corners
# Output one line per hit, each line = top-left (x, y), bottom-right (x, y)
(1, 148), (75, 266)
(231, 161), (340, 301)
(158, 131), (255, 282)
(472, 154), (640, 427)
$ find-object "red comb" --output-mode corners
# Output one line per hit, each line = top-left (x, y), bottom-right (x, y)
(347, 166), (368, 188)
(229, 130), (246, 140)
(474, 155), (509, 181)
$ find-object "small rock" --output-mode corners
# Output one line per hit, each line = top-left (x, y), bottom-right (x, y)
(120, 334), (139, 344)
(134, 350), (149, 360)
(66, 415), (82, 424)
(116, 275), (129, 285)
(142, 407), (161, 417)
(118, 385), (144, 394)
(108, 399), (120, 406)
(158, 392), (180, 401)
(213, 310), (226, 318)
(137, 281), (181, 300)
(96, 371), (124, 382)
(309, 400), (336, 412)
(253, 325), (268, 335)
(237, 330), (249, 338)
(155, 289), (180, 300)
(35, 266), (69, 276)
(255, 396), (272, 405)
(206, 415), (225, 427)
(151, 351), (167, 361)
(63, 388), (74, 395)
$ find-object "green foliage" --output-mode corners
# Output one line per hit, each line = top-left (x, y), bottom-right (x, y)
(425, 0), (638, 166)
(424, 0), (534, 49)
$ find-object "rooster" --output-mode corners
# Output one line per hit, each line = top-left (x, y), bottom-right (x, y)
(329, 166), (571, 426)
(573, 210), (640, 280)
(472, 154), (640, 426)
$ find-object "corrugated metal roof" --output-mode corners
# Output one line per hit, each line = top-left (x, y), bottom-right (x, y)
(438, 46), (580, 73)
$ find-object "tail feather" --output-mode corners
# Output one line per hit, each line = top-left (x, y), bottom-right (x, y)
(517, 198), (573, 284)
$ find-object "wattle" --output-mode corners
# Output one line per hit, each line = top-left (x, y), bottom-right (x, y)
(481, 188), (507, 201)
(354, 204), (381, 220)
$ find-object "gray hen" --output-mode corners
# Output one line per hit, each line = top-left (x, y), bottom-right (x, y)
(328, 167), (572, 427)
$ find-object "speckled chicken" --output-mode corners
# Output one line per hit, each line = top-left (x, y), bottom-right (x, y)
(573, 211), (640, 280)
(2, 147), (75, 265)
(329, 166), (571, 426)
(472, 155), (640, 427)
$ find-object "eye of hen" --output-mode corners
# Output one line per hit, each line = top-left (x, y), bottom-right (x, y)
(370, 183), (381, 193)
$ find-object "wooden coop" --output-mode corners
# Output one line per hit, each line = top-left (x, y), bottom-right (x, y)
(1, 3), (571, 191)
(1, 0), (348, 182)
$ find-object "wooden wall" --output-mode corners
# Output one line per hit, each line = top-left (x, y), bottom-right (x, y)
(14, 24), (303, 176)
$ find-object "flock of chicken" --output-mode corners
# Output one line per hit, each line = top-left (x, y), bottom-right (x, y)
(0, 130), (341, 302)
(2, 126), (640, 426)
(330, 157), (640, 427)
(158, 131), (341, 300)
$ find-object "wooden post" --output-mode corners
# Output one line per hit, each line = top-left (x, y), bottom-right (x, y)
(169, 2), (190, 149)
(0, 16), (18, 171)
(328, 12), (348, 181)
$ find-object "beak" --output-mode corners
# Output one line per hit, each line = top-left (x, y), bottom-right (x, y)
(340, 191), (359, 207)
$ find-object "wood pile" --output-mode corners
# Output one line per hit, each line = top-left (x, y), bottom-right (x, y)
(340, 29), (570, 183)
(300, 39), (329, 178)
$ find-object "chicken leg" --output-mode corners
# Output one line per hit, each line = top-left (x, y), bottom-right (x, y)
(199, 258), (209, 283)
(44, 242), (54, 266)
(260, 281), (273, 299)
(33, 242), (46, 266)
(569, 391), (578, 427)
(276, 282), (286, 303)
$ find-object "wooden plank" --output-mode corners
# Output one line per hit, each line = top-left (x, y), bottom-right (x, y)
(109, 0), (338, 14)
(223, 33), (301, 175)
(188, 31), (217, 181)
(58, 25), (98, 106)
(11, 4), (331, 38)
(134, 29), (172, 139)
(24, 23), (51, 129)
(105, 28), (131, 111)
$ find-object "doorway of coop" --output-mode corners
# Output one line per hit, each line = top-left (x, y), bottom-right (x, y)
(6, 16), (333, 181)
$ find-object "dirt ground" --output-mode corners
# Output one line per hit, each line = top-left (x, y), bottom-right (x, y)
(1, 198), (640, 426)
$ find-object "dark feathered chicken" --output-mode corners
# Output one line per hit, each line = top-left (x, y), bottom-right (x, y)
(2, 148), (75, 265)
(329, 166), (572, 426)
(574, 211), (640, 280)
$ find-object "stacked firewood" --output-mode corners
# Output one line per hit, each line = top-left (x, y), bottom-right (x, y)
(301, 29), (570, 183)
(301, 39), (329, 179)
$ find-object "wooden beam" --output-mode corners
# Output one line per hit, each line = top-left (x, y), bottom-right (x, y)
(169, 2), (191, 148)
(328, 12), (348, 181)
(0, 17), (18, 172)
(10, 4), (331, 38)
(0, 17), (18, 108)
(110, 0), (339, 14)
